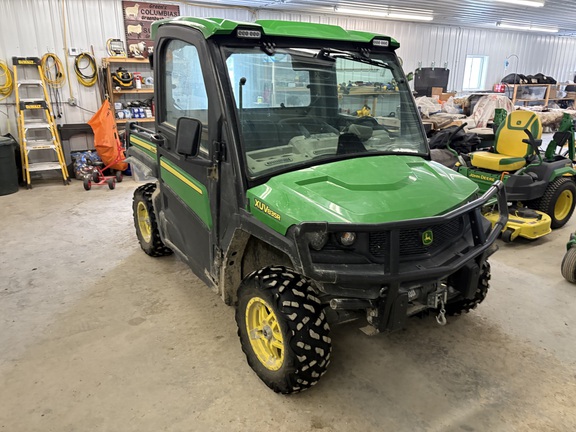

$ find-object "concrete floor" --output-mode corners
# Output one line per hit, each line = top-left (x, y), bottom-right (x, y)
(1, 176), (576, 432)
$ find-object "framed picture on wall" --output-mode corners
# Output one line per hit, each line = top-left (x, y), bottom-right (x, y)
(122, 1), (180, 58)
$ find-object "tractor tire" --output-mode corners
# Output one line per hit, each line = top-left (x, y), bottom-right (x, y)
(534, 178), (576, 229)
(132, 183), (173, 257)
(236, 266), (331, 394)
(561, 247), (576, 283)
(445, 261), (490, 316)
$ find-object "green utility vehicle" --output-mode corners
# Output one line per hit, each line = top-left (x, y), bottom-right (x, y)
(126, 17), (508, 394)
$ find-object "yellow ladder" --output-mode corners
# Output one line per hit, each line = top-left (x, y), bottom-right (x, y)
(12, 57), (69, 188)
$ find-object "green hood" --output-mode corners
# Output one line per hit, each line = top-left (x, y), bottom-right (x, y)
(247, 156), (478, 234)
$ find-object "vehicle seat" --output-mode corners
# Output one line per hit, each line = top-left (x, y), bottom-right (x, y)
(469, 111), (542, 172)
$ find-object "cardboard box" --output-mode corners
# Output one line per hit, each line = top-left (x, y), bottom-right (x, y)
(440, 92), (457, 102)
(548, 86), (558, 99)
(431, 87), (443, 98)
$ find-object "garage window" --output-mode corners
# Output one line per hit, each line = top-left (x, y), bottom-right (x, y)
(463, 55), (489, 91)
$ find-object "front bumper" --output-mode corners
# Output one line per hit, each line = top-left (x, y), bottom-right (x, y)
(291, 181), (507, 288)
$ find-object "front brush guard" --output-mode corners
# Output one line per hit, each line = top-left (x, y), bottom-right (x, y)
(291, 181), (508, 286)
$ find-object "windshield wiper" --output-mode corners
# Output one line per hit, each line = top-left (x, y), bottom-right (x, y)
(317, 48), (391, 69)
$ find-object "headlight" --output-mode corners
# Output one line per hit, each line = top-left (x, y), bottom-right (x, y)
(307, 232), (328, 251)
(337, 232), (356, 246)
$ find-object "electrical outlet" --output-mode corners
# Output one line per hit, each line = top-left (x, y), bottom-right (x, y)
(68, 47), (80, 56)
(68, 97), (77, 106)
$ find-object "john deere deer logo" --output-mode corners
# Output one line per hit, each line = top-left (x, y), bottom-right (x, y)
(422, 229), (434, 246)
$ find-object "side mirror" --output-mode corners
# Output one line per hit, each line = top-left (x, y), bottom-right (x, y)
(176, 117), (202, 157)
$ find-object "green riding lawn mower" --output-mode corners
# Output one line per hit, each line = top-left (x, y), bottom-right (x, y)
(562, 233), (576, 282)
(447, 110), (576, 243)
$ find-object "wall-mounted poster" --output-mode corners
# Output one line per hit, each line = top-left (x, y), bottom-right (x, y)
(122, 1), (180, 58)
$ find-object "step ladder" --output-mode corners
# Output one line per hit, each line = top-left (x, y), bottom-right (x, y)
(12, 57), (69, 188)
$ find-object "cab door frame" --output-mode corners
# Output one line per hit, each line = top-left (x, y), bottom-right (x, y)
(154, 25), (222, 286)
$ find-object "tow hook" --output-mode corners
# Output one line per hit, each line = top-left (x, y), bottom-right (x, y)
(436, 297), (447, 326)
(428, 287), (448, 326)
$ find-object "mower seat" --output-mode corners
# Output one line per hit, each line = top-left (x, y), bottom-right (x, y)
(469, 111), (542, 172)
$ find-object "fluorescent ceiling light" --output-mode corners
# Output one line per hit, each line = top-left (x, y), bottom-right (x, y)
(496, 21), (558, 33)
(334, 6), (433, 21)
(493, 0), (545, 7)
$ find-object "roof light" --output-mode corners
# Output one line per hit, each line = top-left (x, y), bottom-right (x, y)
(334, 6), (433, 22)
(237, 29), (261, 39)
(373, 39), (390, 47)
(496, 21), (558, 33)
(493, 0), (545, 7)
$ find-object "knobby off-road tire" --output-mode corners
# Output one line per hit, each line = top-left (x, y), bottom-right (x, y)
(236, 266), (331, 394)
(132, 183), (173, 257)
(561, 247), (576, 283)
(445, 262), (490, 316)
(533, 177), (576, 229)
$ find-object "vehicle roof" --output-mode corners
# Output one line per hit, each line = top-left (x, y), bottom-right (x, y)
(151, 17), (399, 48)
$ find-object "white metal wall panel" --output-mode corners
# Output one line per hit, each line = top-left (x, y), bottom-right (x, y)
(1, 0), (575, 136)
(257, 10), (576, 91)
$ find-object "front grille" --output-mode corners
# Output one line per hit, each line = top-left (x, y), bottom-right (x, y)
(369, 231), (390, 257)
(369, 217), (464, 258)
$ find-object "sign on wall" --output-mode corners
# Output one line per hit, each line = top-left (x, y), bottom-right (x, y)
(122, 1), (180, 58)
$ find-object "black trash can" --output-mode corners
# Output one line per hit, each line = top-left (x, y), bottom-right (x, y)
(0, 135), (19, 196)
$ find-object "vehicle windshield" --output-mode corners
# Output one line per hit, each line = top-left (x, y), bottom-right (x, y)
(222, 45), (427, 178)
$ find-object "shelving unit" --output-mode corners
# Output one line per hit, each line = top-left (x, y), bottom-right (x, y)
(102, 57), (155, 126)
(508, 84), (576, 107)
(338, 88), (400, 117)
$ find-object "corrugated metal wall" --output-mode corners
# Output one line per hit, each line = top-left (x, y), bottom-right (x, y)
(1, 0), (575, 135)
(258, 10), (576, 91)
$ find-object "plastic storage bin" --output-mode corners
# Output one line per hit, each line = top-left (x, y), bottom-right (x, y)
(0, 136), (19, 196)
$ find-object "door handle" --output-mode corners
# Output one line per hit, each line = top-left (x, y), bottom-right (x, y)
(151, 133), (166, 148)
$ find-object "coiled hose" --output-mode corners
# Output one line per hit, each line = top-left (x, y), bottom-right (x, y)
(41, 53), (66, 87)
(74, 52), (97, 87)
(0, 60), (13, 101)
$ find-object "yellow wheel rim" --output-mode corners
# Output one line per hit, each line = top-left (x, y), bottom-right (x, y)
(137, 201), (152, 243)
(245, 297), (284, 371)
(555, 190), (573, 221)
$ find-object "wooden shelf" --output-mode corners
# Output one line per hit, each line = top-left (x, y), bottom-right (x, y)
(338, 90), (400, 117)
(116, 117), (155, 124)
(102, 57), (151, 65)
(276, 87), (309, 91)
(340, 91), (399, 96)
(112, 89), (154, 94)
(104, 57), (155, 127)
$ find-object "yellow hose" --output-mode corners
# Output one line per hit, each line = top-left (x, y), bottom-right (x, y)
(0, 60), (13, 101)
(41, 53), (66, 88)
(74, 52), (97, 87)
